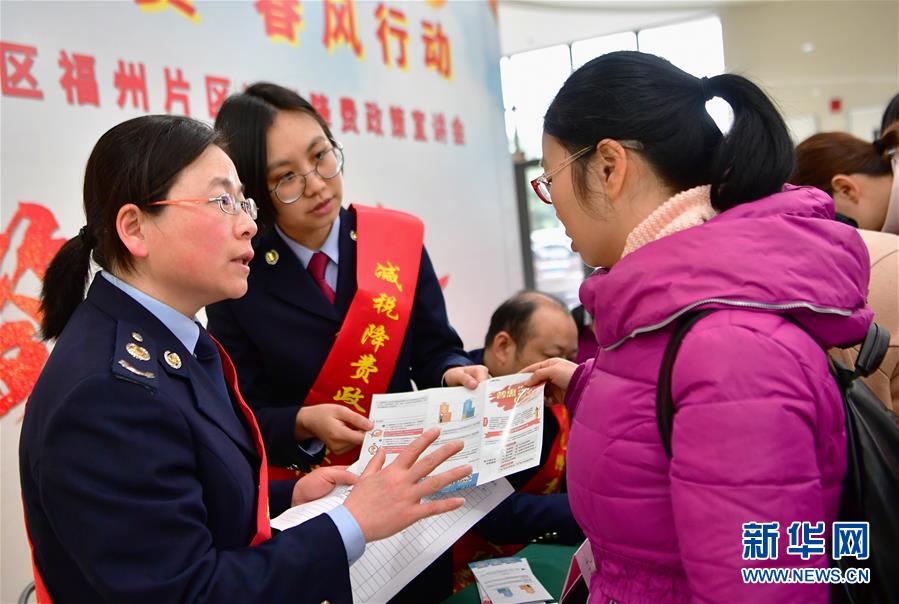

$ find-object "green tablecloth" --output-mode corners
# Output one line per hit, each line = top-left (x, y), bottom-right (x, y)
(442, 543), (580, 604)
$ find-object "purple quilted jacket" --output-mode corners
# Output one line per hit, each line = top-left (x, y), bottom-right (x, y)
(565, 186), (872, 604)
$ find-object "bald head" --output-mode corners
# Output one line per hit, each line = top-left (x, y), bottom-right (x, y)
(483, 291), (578, 377)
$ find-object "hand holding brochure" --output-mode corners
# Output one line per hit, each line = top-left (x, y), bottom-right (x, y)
(358, 373), (546, 491)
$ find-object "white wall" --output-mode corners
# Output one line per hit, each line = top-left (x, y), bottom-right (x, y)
(498, 0), (899, 140)
(719, 0), (898, 139)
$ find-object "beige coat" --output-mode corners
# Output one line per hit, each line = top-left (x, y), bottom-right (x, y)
(831, 229), (899, 413)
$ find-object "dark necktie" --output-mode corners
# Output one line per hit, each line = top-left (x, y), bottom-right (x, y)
(308, 251), (336, 304)
(195, 326), (237, 417)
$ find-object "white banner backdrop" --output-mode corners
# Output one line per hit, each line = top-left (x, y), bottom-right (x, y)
(0, 1), (520, 598)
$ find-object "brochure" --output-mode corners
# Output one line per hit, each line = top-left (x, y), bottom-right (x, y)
(469, 557), (553, 604)
(357, 373), (546, 491)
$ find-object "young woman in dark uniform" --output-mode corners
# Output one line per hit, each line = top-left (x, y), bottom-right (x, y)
(207, 83), (488, 602)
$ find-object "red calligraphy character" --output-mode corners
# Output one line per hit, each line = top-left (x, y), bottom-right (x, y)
(323, 0), (364, 59)
(114, 60), (149, 111)
(389, 105), (405, 139)
(0, 203), (67, 417)
(411, 110), (427, 142)
(452, 116), (465, 145)
(164, 67), (190, 116)
(1, 42), (43, 99)
(205, 76), (230, 119)
(375, 4), (408, 69)
(310, 93), (332, 126)
(135, 0), (200, 22)
(432, 113), (446, 143)
(340, 97), (358, 134)
(365, 102), (383, 136)
(254, 0), (303, 45)
(58, 51), (99, 107)
(422, 20), (452, 80)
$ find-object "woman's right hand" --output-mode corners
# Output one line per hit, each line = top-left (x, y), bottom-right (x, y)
(294, 404), (373, 454)
(521, 357), (579, 405)
(343, 427), (470, 542)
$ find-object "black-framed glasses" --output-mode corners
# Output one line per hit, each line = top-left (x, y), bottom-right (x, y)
(148, 194), (258, 220)
(270, 142), (344, 204)
(530, 140), (644, 205)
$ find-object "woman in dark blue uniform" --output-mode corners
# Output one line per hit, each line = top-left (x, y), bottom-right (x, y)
(207, 84), (486, 472)
(207, 85), (488, 601)
(19, 115), (470, 604)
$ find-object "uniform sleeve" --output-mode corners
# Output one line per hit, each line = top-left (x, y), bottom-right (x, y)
(39, 376), (351, 604)
(668, 323), (833, 604)
(207, 300), (320, 468)
(408, 246), (472, 388)
(474, 492), (583, 545)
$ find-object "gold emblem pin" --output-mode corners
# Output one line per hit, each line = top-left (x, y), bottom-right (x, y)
(350, 230), (357, 241)
(131, 332), (144, 342)
(126, 343), (150, 361)
(117, 359), (155, 379)
(265, 250), (279, 265)
(164, 350), (182, 369)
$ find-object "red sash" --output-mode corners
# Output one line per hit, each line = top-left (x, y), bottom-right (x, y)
(451, 403), (570, 591)
(270, 204), (424, 478)
(24, 339), (272, 602)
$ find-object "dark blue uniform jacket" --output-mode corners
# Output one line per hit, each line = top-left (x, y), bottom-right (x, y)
(19, 276), (352, 603)
(206, 207), (471, 467)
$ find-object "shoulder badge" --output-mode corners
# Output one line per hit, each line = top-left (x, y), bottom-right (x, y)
(111, 323), (158, 391)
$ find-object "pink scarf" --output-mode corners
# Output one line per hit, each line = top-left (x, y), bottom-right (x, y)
(621, 185), (717, 258)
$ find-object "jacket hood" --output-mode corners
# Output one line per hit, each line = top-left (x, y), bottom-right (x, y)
(581, 185), (873, 350)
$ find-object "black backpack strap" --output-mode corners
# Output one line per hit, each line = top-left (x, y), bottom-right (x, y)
(852, 322), (890, 379)
(656, 309), (718, 460)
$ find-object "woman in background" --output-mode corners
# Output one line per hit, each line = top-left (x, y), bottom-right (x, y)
(792, 128), (899, 410)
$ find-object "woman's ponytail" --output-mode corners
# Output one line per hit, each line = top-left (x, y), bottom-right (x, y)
(545, 52), (794, 211)
(704, 74), (795, 211)
(40, 227), (94, 340)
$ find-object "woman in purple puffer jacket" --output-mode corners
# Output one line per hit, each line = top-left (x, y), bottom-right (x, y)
(524, 51), (872, 603)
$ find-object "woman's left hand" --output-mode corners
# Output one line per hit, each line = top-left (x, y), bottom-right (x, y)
(291, 466), (359, 507)
(443, 365), (490, 389)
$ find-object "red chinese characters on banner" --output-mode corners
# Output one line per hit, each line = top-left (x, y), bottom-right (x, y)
(452, 116), (465, 145)
(254, 0), (303, 45)
(389, 106), (405, 139)
(323, 0), (364, 59)
(114, 60), (149, 111)
(164, 67), (190, 116)
(1, 41), (43, 99)
(205, 76), (230, 119)
(421, 20), (451, 80)
(340, 97), (358, 134)
(365, 102), (383, 136)
(374, 4), (408, 70)
(0, 203), (67, 417)
(5, 39), (466, 140)
(58, 51), (99, 107)
(432, 113), (446, 143)
(135, 0), (200, 22)
(411, 110), (427, 142)
(310, 93), (332, 126)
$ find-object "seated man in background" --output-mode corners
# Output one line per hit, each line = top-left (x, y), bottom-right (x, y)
(454, 291), (583, 589)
